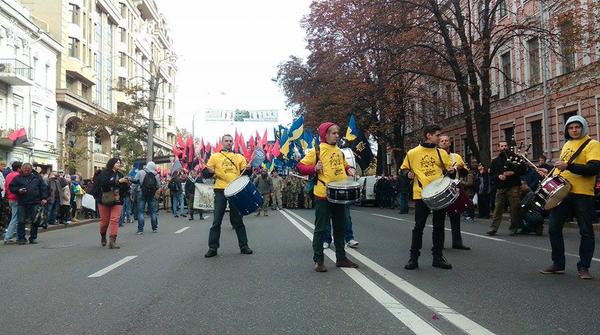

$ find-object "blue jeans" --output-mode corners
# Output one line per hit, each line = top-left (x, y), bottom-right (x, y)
(548, 194), (595, 270)
(17, 204), (39, 242)
(398, 192), (409, 214)
(4, 201), (18, 241)
(45, 201), (59, 226)
(137, 195), (158, 232)
(172, 192), (182, 216)
(323, 205), (354, 244)
(119, 195), (132, 226)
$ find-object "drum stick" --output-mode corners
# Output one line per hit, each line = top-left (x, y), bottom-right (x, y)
(288, 172), (309, 181)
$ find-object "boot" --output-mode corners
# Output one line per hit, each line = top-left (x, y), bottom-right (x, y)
(432, 255), (452, 269)
(101, 234), (107, 247)
(405, 256), (419, 270)
(109, 235), (120, 249)
(314, 260), (327, 272)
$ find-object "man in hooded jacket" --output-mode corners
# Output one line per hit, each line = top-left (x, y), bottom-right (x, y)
(539, 115), (600, 280)
(132, 161), (161, 234)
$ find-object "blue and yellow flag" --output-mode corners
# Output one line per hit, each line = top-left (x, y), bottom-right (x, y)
(345, 115), (359, 141)
(303, 130), (314, 149)
(287, 116), (304, 141)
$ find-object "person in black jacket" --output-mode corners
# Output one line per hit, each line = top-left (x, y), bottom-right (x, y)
(9, 163), (49, 244)
(487, 141), (526, 236)
(95, 158), (130, 249)
(185, 170), (204, 220)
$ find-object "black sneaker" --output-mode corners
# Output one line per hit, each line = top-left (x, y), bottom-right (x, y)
(240, 246), (253, 255)
(29, 240), (38, 244)
(540, 264), (565, 274)
(485, 230), (497, 236)
(404, 258), (419, 270)
(16, 240), (27, 245)
(432, 256), (452, 269)
(204, 249), (217, 258)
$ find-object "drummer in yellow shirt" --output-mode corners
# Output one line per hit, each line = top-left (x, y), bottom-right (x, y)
(539, 115), (600, 279)
(297, 122), (359, 272)
(203, 134), (253, 258)
(400, 124), (455, 270)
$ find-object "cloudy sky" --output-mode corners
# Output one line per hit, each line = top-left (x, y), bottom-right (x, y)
(159, 0), (312, 143)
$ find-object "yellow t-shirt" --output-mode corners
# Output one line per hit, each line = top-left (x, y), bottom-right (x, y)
(449, 152), (467, 170)
(401, 145), (453, 199)
(552, 135), (600, 196)
(207, 151), (247, 189)
(300, 143), (349, 198)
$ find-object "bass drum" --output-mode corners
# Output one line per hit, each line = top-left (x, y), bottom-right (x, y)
(224, 176), (264, 216)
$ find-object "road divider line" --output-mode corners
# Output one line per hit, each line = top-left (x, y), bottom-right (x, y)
(88, 256), (137, 278)
(285, 209), (495, 335)
(280, 210), (443, 335)
(175, 227), (190, 234)
(372, 213), (413, 223)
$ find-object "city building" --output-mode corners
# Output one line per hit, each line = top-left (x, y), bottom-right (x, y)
(404, 0), (600, 166)
(0, 0), (62, 167)
(22, 0), (177, 177)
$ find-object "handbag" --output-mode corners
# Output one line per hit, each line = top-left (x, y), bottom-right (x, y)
(101, 189), (120, 206)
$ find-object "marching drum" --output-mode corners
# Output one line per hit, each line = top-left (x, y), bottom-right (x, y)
(421, 176), (460, 211)
(224, 176), (264, 215)
(327, 180), (361, 204)
(446, 188), (471, 214)
(534, 175), (571, 210)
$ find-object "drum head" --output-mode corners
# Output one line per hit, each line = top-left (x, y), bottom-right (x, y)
(224, 176), (250, 197)
(328, 180), (360, 189)
(544, 183), (571, 210)
(421, 177), (451, 198)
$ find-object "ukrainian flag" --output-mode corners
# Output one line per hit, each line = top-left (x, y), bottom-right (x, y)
(287, 116), (304, 141)
(345, 115), (358, 141)
(302, 130), (314, 150)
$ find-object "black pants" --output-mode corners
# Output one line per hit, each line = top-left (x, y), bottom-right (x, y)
(447, 211), (463, 245)
(410, 200), (446, 257)
(208, 190), (248, 250)
(478, 193), (490, 218)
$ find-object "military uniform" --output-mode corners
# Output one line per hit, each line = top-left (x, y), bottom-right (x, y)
(289, 178), (299, 209)
(303, 179), (313, 209)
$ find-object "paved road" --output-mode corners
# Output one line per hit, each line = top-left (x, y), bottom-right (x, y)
(0, 207), (598, 334)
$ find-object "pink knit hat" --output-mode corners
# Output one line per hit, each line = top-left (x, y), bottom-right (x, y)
(318, 122), (336, 143)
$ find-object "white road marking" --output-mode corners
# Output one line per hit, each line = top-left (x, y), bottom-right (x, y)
(285, 209), (495, 335)
(174, 226), (190, 234)
(88, 256), (138, 278)
(372, 212), (600, 262)
(280, 210), (443, 335)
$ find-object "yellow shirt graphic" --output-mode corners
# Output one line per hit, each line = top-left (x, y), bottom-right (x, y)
(207, 151), (247, 189)
(300, 143), (349, 198)
(401, 145), (453, 199)
(552, 135), (600, 196)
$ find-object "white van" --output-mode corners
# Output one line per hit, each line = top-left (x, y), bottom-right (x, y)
(357, 175), (379, 206)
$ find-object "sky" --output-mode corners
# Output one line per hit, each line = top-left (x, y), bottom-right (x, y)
(159, 0), (312, 144)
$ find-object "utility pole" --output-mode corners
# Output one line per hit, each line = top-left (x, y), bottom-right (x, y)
(147, 76), (157, 163)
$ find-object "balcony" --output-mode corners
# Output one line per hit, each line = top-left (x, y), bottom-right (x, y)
(134, 0), (160, 22)
(0, 59), (33, 86)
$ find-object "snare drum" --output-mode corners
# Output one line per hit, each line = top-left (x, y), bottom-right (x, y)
(421, 177), (460, 210)
(535, 175), (571, 210)
(224, 176), (264, 215)
(327, 180), (361, 204)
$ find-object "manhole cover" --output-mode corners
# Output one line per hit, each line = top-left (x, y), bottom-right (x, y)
(41, 243), (79, 249)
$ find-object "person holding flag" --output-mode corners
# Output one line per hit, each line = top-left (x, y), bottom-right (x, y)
(297, 122), (359, 272)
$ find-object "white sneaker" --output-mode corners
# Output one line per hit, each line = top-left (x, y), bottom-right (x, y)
(323, 242), (330, 249)
(346, 240), (359, 248)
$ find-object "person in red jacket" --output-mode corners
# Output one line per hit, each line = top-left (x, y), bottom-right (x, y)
(297, 122), (358, 272)
(3, 161), (22, 244)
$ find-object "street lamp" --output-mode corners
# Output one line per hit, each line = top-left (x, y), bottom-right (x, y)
(192, 110), (202, 139)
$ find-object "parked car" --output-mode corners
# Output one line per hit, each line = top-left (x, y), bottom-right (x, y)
(357, 175), (379, 206)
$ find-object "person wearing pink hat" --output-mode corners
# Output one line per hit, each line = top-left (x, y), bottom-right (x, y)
(298, 122), (359, 272)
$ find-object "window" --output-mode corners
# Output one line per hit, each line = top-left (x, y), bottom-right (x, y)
(13, 96), (23, 128)
(94, 134), (102, 153)
(118, 77), (126, 89)
(45, 115), (50, 140)
(503, 127), (515, 147)
(168, 99), (172, 109)
(82, 83), (89, 99)
(563, 111), (577, 125)
(531, 120), (543, 159)
(498, 0), (507, 18)
(66, 76), (76, 92)
(120, 28), (126, 43)
(559, 20), (576, 74)
(120, 3), (127, 17)
(527, 38), (540, 85)
(68, 37), (79, 58)
(32, 111), (38, 138)
(44, 64), (50, 89)
(501, 52), (512, 96)
(168, 115), (172, 126)
(168, 83), (172, 93)
(120, 52), (127, 67)
(462, 137), (471, 164)
(69, 4), (80, 24)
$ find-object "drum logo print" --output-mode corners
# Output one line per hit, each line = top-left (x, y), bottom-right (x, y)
(420, 155), (438, 177)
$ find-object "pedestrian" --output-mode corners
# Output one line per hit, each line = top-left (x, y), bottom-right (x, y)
(438, 134), (470, 250)
(297, 122), (359, 272)
(45, 171), (64, 226)
(537, 154), (553, 172)
(169, 172), (184, 217)
(271, 170), (283, 210)
(254, 168), (273, 216)
(9, 162), (49, 245)
(118, 179), (133, 227)
(203, 134), (253, 258)
(70, 174), (85, 223)
(303, 178), (313, 209)
(3, 161), (22, 244)
(401, 124), (454, 270)
(179, 171), (187, 217)
(288, 177), (299, 209)
(185, 169), (205, 220)
(59, 175), (72, 224)
(486, 141), (526, 236)
(396, 167), (410, 214)
(540, 115), (600, 280)
(94, 158), (130, 248)
(474, 163), (491, 219)
(2, 158), (15, 177)
(131, 161), (161, 234)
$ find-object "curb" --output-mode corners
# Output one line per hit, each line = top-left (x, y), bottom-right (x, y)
(40, 218), (98, 233)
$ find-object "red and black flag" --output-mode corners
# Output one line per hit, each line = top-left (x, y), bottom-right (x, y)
(8, 128), (28, 146)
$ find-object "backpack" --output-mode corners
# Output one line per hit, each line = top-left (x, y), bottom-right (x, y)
(141, 172), (158, 199)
